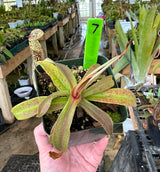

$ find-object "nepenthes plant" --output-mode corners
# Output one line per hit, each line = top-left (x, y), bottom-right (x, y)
(11, 29), (137, 158)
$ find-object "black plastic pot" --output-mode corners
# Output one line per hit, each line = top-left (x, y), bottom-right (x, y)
(50, 20), (58, 27)
(4, 39), (29, 60)
(108, 20), (116, 29)
(35, 56), (128, 147)
(57, 14), (68, 21)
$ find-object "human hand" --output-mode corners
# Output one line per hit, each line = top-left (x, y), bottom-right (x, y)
(34, 123), (109, 172)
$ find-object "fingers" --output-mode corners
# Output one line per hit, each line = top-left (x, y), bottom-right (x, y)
(34, 123), (53, 150)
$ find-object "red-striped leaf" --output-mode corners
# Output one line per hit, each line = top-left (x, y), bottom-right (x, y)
(86, 88), (137, 107)
(49, 95), (81, 152)
(79, 99), (113, 135)
(11, 96), (47, 120)
(82, 75), (114, 97)
(36, 61), (76, 91)
(37, 90), (69, 117)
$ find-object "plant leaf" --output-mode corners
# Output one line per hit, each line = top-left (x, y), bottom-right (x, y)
(37, 90), (69, 117)
(83, 64), (100, 78)
(152, 62), (160, 74)
(73, 55), (121, 97)
(44, 58), (77, 88)
(138, 104), (154, 110)
(0, 54), (7, 64)
(112, 20), (135, 74)
(36, 61), (76, 91)
(49, 95), (81, 152)
(3, 48), (13, 58)
(49, 151), (63, 160)
(86, 88), (137, 107)
(79, 99), (113, 135)
(56, 63), (77, 88)
(139, 6), (146, 42)
(136, 7), (158, 82)
(82, 75), (114, 97)
(11, 96), (47, 120)
(114, 73), (133, 87)
(129, 16), (138, 59)
(48, 97), (68, 113)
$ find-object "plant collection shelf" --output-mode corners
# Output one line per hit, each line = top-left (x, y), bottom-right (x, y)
(39, 24), (57, 41)
(0, 46), (32, 124)
(57, 16), (69, 27)
(69, 12), (75, 19)
(0, 25), (59, 124)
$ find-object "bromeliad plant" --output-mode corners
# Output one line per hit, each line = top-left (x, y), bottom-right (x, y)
(11, 29), (137, 156)
(113, 6), (160, 85)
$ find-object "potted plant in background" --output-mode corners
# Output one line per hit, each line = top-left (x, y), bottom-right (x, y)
(52, 2), (68, 21)
(0, 31), (13, 64)
(102, 1), (123, 29)
(112, 5), (160, 86)
(11, 29), (137, 159)
(111, 5), (160, 156)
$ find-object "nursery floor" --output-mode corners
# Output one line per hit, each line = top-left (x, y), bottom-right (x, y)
(0, 21), (123, 172)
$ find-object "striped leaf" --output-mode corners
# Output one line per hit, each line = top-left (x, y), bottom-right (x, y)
(86, 88), (137, 107)
(80, 99), (113, 135)
(36, 61), (76, 91)
(11, 96), (47, 120)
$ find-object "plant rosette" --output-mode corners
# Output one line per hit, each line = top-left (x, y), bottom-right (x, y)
(11, 29), (137, 159)
(36, 57), (129, 147)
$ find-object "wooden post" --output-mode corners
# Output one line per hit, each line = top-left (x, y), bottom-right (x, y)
(75, 13), (78, 29)
(39, 40), (47, 58)
(77, 11), (80, 26)
(59, 26), (65, 48)
(64, 23), (69, 41)
(58, 17), (69, 47)
(69, 19), (73, 36)
(52, 33), (58, 56)
(0, 78), (14, 123)
(72, 17), (75, 34)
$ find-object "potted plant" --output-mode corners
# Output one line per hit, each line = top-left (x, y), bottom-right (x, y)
(0, 31), (13, 64)
(11, 29), (137, 159)
(102, 1), (121, 29)
(52, 2), (68, 21)
(112, 6), (160, 86)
